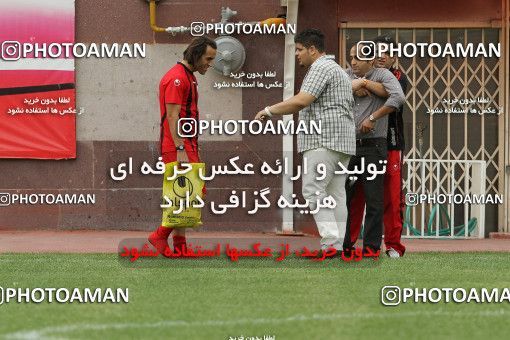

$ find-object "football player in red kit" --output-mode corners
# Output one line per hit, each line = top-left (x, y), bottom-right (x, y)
(148, 37), (217, 256)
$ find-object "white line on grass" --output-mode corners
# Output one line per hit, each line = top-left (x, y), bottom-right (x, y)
(4, 309), (508, 339)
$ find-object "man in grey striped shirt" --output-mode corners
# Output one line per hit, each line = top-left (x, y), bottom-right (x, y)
(255, 29), (356, 250)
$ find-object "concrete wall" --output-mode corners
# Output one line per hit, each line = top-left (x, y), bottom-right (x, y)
(1, 0), (504, 235)
(76, 44), (243, 142)
(0, 0), (286, 231)
(338, 0), (502, 23)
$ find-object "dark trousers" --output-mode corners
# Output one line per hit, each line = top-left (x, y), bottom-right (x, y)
(343, 138), (387, 251)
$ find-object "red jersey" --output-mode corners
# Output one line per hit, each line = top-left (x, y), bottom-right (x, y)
(159, 62), (200, 161)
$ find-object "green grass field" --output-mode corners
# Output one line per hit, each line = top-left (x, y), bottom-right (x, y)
(1, 253), (509, 339)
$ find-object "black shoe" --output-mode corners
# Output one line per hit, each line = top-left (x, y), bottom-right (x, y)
(362, 245), (381, 258)
(341, 246), (355, 258)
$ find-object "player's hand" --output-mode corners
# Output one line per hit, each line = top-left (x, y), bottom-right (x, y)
(352, 78), (365, 91)
(177, 150), (189, 165)
(360, 118), (376, 134)
(354, 88), (370, 97)
(255, 110), (269, 121)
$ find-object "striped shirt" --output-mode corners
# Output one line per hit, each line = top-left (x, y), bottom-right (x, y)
(298, 55), (356, 155)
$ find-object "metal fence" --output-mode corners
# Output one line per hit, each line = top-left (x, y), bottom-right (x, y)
(403, 159), (486, 238)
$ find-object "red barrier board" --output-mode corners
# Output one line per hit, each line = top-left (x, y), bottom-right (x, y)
(0, 1), (76, 159)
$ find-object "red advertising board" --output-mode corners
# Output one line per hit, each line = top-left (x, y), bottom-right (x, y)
(0, 1), (76, 159)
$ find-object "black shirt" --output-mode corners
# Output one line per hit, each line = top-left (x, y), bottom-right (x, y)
(387, 67), (408, 150)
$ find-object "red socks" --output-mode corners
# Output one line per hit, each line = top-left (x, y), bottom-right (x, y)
(173, 235), (187, 253)
(148, 226), (173, 257)
(156, 225), (173, 239)
(149, 226), (187, 256)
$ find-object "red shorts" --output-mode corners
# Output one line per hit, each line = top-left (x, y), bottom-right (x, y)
(162, 150), (200, 163)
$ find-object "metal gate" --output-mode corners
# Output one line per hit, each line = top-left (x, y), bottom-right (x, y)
(339, 26), (505, 235)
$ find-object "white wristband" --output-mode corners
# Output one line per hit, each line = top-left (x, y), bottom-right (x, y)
(264, 106), (273, 117)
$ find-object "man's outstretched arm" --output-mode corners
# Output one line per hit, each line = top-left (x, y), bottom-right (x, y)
(255, 91), (316, 120)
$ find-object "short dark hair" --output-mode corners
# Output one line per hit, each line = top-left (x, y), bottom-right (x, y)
(183, 36), (217, 66)
(294, 28), (325, 52)
(373, 35), (396, 48)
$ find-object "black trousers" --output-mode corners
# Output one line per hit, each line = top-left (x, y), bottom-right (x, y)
(343, 138), (387, 251)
